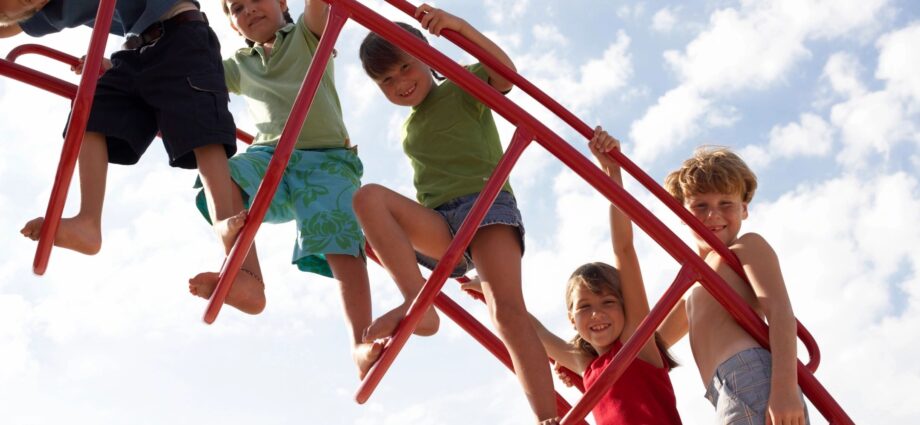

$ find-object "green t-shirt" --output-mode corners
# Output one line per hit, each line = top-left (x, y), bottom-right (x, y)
(403, 64), (513, 208)
(223, 15), (349, 150)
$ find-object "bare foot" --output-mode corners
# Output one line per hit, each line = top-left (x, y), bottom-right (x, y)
(189, 270), (266, 315)
(20, 216), (102, 255)
(363, 302), (439, 341)
(353, 339), (385, 379)
(214, 211), (247, 251)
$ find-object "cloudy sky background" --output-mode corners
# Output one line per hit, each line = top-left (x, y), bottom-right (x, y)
(1, 0), (918, 423)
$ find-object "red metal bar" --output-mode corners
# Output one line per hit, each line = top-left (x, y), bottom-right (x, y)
(363, 245), (586, 423)
(32, 0), (117, 275)
(385, 0), (821, 374)
(355, 125), (533, 403)
(202, 6), (349, 324)
(7, 44), (80, 67)
(0, 58), (77, 99)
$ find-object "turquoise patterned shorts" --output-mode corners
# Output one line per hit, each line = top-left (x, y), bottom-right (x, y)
(195, 145), (365, 278)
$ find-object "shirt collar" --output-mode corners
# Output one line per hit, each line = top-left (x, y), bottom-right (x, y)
(237, 22), (297, 56)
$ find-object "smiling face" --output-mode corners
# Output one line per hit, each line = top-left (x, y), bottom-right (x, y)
(568, 283), (625, 355)
(224, 0), (288, 45)
(372, 52), (435, 107)
(684, 191), (748, 250)
(0, 0), (49, 24)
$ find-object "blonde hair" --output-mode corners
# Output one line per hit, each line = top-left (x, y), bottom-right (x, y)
(565, 262), (678, 369)
(664, 146), (757, 204)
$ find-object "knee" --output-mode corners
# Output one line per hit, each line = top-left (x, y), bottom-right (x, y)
(352, 183), (388, 216)
(489, 301), (529, 335)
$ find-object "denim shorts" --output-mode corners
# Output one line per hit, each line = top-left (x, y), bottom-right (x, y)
(705, 347), (809, 425)
(416, 191), (525, 278)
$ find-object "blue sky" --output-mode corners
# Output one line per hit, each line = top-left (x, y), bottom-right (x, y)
(1, 0), (918, 423)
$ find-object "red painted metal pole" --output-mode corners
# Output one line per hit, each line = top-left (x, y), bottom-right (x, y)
(355, 126), (534, 403)
(202, 6), (349, 324)
(384, 0), (822, 374)
(363, 245), (586, 424)
(32, 0), (117, 275)
(7, 44), (80, 67)
(0, 58), (77, 99)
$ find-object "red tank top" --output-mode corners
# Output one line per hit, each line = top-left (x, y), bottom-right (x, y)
(582, 340), (682, 425)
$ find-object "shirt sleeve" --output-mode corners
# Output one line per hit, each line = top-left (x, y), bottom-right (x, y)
(464, 63), (490, 114)
(297, 13), (320, 54)
(19, 1), (94, 37)
(223, 57), (241, 94)
(19, 11), (62, 37)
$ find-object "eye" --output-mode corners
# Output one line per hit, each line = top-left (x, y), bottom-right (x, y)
(401, 63), (410, 72)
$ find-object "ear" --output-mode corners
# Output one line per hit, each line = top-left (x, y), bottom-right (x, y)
(567, 311), (575, 327)
(741, 202), (749, 220)
(279, 0), (288, 13)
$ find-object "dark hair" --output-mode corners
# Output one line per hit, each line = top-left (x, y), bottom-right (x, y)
(221, 2), (295, 47)
(566, 262), (679, 370)
(359, 21), (442, 81)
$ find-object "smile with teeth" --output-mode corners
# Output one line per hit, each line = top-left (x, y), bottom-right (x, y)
(399, 83), (417, 97)
(589, 323), (610, 332)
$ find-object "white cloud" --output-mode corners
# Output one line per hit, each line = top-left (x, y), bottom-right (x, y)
(617, 3), (646, 21)
(484, 0), (530, 25)
(652, 7), (678, 33)
(746, 112), (835, 168)
(823, 52), (867, 98)
(633, 0), (890, 164)
(629, 86), (709, 164)
(531, 24), (568, 47)
(876, 22), (920, 107)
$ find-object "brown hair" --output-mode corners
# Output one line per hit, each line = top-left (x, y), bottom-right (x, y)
(359, 21), (443, 81)
(221, 1), (295, 47)
(566, 262), (678, 370)
(664, 146), (758, 204)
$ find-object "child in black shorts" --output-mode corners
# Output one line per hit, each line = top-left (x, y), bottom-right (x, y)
(1, 0), (266, 313)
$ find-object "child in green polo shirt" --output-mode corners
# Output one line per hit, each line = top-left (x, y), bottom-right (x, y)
(355, 4), (559, 424)
(192, 0), (380, 378)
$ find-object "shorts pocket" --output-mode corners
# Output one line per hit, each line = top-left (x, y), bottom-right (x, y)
(187, 74), (234, 130)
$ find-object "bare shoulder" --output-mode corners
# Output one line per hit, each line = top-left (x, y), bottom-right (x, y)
(730, 232), (777, 263)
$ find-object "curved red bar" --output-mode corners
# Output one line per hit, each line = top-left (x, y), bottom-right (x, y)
(6, 44), (81, 67)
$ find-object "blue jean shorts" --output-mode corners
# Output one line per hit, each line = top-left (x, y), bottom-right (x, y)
(416, 191), (525, 278)
(705, 347), (809, 425)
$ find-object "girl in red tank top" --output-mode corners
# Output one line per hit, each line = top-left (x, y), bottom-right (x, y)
(465, 128), (681, 424)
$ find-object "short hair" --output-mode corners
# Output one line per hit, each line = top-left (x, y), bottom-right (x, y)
(359, 22), (441, 81)
(359, 22), (425, 79)
(664, 146), (757, 204)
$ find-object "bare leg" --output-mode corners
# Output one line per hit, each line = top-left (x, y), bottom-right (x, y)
(326, 253), (383, 379)
(352, 184), (449, 341)
(20, 131), (107, 255)
(188, 145), (265, 314)
(471, 225), (557, 422)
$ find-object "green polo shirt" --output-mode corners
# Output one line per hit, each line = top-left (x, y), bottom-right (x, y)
(223, 15), (348, 150)
(403, 64), (513, 209)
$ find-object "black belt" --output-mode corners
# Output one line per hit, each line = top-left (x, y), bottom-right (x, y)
(122, 10), (207, 50)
